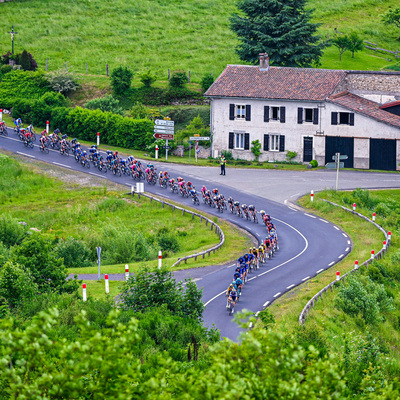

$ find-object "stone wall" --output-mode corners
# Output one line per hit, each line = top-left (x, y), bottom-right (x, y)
(172, 145), (211, 159)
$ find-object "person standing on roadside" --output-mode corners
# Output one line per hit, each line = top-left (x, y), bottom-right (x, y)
(220, 155), (226, 175)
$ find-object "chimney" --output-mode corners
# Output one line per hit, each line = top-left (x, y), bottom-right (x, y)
(259, 53), (270, 71)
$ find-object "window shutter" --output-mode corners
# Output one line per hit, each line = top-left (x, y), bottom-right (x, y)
(349, 113), (355, 126)
(264, 134), (269, 151)
(279, 135), (285, 152)
(331, 112), (338, 125)
(228, 132), (234, 149)
(229, 104), (235, 120)
(280, 106), (286, 123)
(244, 133), (250, 150)
(297, 108), (303, 124)
(245, 105), (251, 121)
(264, 106), (270, 122)
(313, 108), (319, 125)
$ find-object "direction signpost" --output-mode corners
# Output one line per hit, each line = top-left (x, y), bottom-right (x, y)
(326, 153), (347, 190)
(189, 136), (210, 163)
(154, 119), (174, 160)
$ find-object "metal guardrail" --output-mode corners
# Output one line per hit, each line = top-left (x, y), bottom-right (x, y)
(130, 190), (225, 267)
(299, 200), (391, 325)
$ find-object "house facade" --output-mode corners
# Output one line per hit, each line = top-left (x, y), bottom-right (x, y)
(205, 54), (400, 170)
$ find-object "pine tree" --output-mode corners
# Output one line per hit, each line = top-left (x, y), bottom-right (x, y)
(18, 50), (31, 71)
(230, 0), (325, 68)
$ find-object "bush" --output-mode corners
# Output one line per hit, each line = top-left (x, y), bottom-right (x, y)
(169, 70), (189, 88)
(111, 66), (133, 96)
(309, 159), (318, 168)
(55, 238), (92, 269)
(200, 73), (214, 92)
(221, 150), (234, 161)
(85, 94), (123, 115)
(0, 214), (28, 248)
(46, 70), (79, 95)
(286, 150), (298, 162)
(158, 232), (180, 253)
(139, 69), (156, 87)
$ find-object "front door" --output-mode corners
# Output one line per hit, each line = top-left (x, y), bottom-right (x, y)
(303, 136), (313, 162)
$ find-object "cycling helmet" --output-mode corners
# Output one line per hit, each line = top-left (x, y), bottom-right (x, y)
(249, 204), (254, 210)
(187, 181), (192, 186)
(234, 201), (240, 206)
(177, 177), (183, 182)
(212, 188), (218, 194)
(231, 287), (237, 293)
(260, 210), (265, 215)
(91, 144), (97, 148)
(241, 204), (247, 209)
(107, 150), (113, 155)
(82, 151), (87, 155)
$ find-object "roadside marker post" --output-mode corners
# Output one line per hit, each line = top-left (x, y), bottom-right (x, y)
(0, 109), (2, 121)
(388, 231), (392, 241)
(383, 240), (387, 250)
(372, 212), (376, 222)
(125, 265), (129, 281)
(105, 274), (109, 294)
(97, 132), (100, 147)
(336, 271), (340, 281)
(155, 145), (159, 160)
(371, 250), (375, 260)
(311, 190), (314, 202)
(46, 120), (49, 134)
(96, 247), (102, 281)
(353, 203), (356, 211)
(82, 283), (87, 301)
(158, 251), (162, 269)
(354, 260), (359, 270)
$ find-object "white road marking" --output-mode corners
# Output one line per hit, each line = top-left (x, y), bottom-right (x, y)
(316, 268), (324, 274)
(302, 276), (310, 281)
(89, 172), (103, 178)
(345, 247), (349, 252)
(288, 207), (298, 212)
(248, 276), (257, 281)
(17, 151), (35, 158)
(338, 254), (344, 259)
(226, 263), (237, 269)
(273, 292), (281, 298)
(304, 213), (316, 218)
(263, 300), (270, 307)
(248, 322), (253, 328)
(156, 192), (163, 195)
(334, 226), (340, 230)
(347, 240), (351, 245)
(328, 261), (335, 266)
(204, 290), (226, 307)
(256, 233), (260, 237)
(53, 162), (71, 168)
(319, 218), (329, 223)
(342, 233), (348, 237)
(286, 284), (295, 289)
(255, 311), (260, 317)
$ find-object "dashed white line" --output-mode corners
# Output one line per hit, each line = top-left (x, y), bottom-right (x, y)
(255, 311), (260, 317)
(338, 254), (344, 259)
(263, 300), (270, 307)
(302, 276), (310, 281)
(89, 172), (103, 178)
(248, 322), (253, 328)
(273, 292), (281, 298)
(342, 233), (348, 237)
(304, 213), (316, 218)
(328, 261), (335, 266)
(248, 276), (257, 281)
(53, 162), (71, 169)
(345, 247), (349, 252)
(347, 240), (351, 245)
(288, 207), (298, 212)
(319, 218), (329, 223)
(316, 268), (324, 274)
(286, 284), (295, 289)
(156, 192), (163, 195)
(334, 226), (340, 230)
(17, 151), (35, 158)
(226, 263), (237, 269)
(256, 233), (260, 237)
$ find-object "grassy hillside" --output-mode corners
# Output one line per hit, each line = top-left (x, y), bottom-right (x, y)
(0, 0), (399, 83)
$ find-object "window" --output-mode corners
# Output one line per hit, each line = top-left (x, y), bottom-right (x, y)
(228, 132), (250, 150)
(229, 104), (251, 121)
(297, 107), (319, 124)
(264, 106), (286, 123)
(235, 133), (244, 149)
(270, 135), (280, 151)
(331, 112), (354, 126)
(236, 105), (245, 119)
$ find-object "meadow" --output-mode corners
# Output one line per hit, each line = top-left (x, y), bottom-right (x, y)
(0, 0), (399, 83)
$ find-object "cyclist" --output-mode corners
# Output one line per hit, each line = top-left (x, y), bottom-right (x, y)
(248, 204), (256, 220)
(212, 188), (219, 196)
(186, 181), (194, 191)
(39, 134), (47, 150)
(14, 118), (22, 131)
(27, 123), (35, 135)
(226, 285), (237, 313)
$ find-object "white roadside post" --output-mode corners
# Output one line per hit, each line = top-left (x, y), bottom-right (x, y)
(155, 144), (159, 159)
(354, 260), (359, 270)
(46, 120), (49, 134)
(383, 240), (387, 250)
(97, 132), (100, 147)
(96, 246), (102, 281)
(353, 203), (356, 211)
(336, 271), (340, 281)
(105, 274), (109, 294)
(158, 251), (162, 269)
(388, 231), (392, 241)
(82, 283), (87, 301)
(371, 250), (375, 260)
(372, 212), (376, 222)
(0, 108), (3, 121)
(125, 264), (129, 281)
(310, 190), (314, 202)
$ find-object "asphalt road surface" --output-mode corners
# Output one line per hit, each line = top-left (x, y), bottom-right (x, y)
(1, 130), (396, 340)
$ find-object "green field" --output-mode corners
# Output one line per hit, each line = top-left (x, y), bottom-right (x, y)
(0, 0), (399, 83)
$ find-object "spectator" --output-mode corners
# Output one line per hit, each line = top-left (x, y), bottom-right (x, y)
(220, 155), (226, 175)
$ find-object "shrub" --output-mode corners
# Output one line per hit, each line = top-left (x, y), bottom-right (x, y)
(251, 139), (261, 161)
(309, 159), (318, 168)
(111, 66), (133, 96)
(0, 214), (28, 248)
(0, 241), (10, 268)
(286, 150), (297, 162)
(221, 150), (234, 161)
(55, 238), (92, 269)
(169, 70), (189, 88)
(139, 69), (156, 87)
(128, 102), (162, 120)
(200, 73), (214, 92)
(46, 70), (79, 96)
(85, 94), (124, 115)
(158, 232), (180, 253)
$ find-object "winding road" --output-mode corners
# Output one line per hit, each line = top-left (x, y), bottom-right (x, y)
(1, 130), (399, 340)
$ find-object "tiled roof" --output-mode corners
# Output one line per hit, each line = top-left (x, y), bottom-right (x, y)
(205, 65), (347, 101)
(328, 91), (400, 129)
(380, 100), (400, 109)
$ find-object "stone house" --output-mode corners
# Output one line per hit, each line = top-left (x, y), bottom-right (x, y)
(205, 54), (400, 170)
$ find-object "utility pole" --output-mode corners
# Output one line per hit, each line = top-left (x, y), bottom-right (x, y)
(8, 26), (18, 55)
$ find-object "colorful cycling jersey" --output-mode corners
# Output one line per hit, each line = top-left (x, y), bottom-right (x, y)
(233, 272), (241, 280)
(230, 291), (237, 301)
(234, 277), (243, 287)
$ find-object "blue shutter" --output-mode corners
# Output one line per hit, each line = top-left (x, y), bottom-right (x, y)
(313, 108), (319, 125)
(264, 134), (269, 151)
(280, 106), (286, 123)
(279, 135), (285, 152)
(245, 105), (251, 121)
(228, 132), (234, 149)
(229, 104), (235, 120)
(331, 112), (338, 125)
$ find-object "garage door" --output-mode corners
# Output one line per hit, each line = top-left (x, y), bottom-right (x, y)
(369, 138), (396, 171)
(325, 136), (354, 168)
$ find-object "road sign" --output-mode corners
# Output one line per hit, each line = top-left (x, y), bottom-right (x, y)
(332, 154), (348, 161)
(154, 126), (175, 133)
(153, 133), (174, 140)
(189, 136), (210, 141)
(155, 119), (174, 126)
(326, 162), (344, 169)
(163, 146), (171, 149)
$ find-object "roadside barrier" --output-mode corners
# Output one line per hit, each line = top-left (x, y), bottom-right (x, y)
(299, 199), (391, 325)
(130, 190), (225, 268)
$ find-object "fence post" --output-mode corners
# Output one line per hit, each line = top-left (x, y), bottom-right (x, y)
(106, 63), (109, 77)
(188, 70), (191, 83)
(45, 58), (48, 71)
(125, 265), (129, 281)
(65, 62), (67, 72)
(168, 69), (170, 80)
(86, 62), (88, 74)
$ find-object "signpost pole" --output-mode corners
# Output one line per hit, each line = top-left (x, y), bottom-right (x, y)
(189, 141), (191, 163)
(195, 141), (198, 163)
(166, 139), (168, 161)
(96, 247), (101, 281)
(335, 152), (340, 191)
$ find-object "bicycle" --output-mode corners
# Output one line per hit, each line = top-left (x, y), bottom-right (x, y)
(190, 190), (200, 206)
(23, 138), (34, 149)
(59, 146), (69, 156)
(80, 158), (90, 169)
(226, 297), (235, 315)
(39, 143), (49, 154)
(0, 124), (8, 136)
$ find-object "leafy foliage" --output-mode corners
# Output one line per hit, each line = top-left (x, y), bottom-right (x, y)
(45, 69), (79, 95)
(0, 214), (28, 248)
(139, 69), (157, 87)
(347, 32), (364, 57)
(128, 102), (162, 120)
(332, 35), (352, 60)
(169, 70), (189, 88)
(120, 265), (204, 321)
(251, 139), (261, 160)
(286, 150), (298, 162)
(200, 73), (214, 92)
(111, 66), (133, 96)
(230, 0), (325, 67)
(85, 94), (123, 115)
(175, 114), (210, 144)
(381, 7), (400, 39)
(54, 237), (92, 269)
